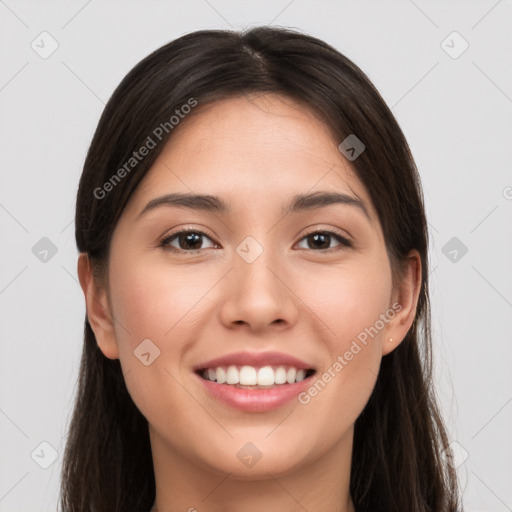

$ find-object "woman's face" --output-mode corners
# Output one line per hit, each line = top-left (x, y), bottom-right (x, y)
(83, 94), (419, 480)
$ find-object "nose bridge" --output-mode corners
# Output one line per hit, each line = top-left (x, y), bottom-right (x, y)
(220, 234), (298, 330)
(235, 234), (283, 302)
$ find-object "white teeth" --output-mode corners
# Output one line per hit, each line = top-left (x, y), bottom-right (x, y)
(201, 364), (312, 386)
(239, 365), (257, 385)
(286, 367), (296, 384)
(257, 366), (275, 386)
(216, 367), (226, 384)
(295, 369), (306, 382)
(226, 365), (239, 384)
(274, 366), (287, 384)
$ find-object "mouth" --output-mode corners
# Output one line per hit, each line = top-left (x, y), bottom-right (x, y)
(195, 365), (316, 391)
(194, 361), (317, 412)
(192, 351), (317, 412)
(195, 365), (317, 389)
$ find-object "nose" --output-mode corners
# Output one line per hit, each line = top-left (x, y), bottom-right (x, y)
(219, 249), (299, 334)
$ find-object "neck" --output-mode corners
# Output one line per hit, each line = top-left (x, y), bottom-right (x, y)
(148, 426), (356, 512)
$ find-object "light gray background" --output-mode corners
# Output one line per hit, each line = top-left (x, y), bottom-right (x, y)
(1, 1), (511, 511)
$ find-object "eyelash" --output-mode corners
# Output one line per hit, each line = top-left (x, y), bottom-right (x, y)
(159, 228), (353, 254)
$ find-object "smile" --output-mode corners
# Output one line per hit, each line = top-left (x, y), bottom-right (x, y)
(197, 365), (316, 387)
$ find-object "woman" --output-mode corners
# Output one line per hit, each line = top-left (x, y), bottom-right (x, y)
(61, 26), (461, 512)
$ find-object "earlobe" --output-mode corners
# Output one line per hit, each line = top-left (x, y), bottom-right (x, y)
(382, 249), (422, 356)
(77, 253), (119, 360)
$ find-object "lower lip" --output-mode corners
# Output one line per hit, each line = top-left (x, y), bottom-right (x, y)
(195, 373), (314, 412)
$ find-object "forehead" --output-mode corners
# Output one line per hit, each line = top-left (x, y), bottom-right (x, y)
(126, 94), (376, 223)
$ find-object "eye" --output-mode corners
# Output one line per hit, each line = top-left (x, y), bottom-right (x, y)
(160, 229), (218, 253)
(160, 228), (353, 254)
(295, 230), (353, 251)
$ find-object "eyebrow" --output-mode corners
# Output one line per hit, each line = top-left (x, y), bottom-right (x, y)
(138, 191), (371, 220)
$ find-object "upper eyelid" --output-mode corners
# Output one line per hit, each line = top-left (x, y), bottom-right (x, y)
(161, 227), (217, 243)
(161, 227), (352, 248)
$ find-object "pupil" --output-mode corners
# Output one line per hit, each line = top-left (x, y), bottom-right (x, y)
(181, 232), (202, 250)
(177, 233), (331, 251)
(310, 233), (330, 249)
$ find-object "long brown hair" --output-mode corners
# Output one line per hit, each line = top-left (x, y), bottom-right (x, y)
(61, 26), (461, 511)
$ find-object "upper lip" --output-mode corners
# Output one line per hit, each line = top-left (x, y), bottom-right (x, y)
(193, 351), (316, 371)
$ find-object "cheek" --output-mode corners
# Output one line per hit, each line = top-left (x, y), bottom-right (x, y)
(291, 256), (391, 425)
(108, 255), (218, 346)
(294, 255), (392, 346)
(106, 256), (218, 427)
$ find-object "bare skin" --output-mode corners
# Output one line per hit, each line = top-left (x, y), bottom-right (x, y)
(78, 93), (421, 512)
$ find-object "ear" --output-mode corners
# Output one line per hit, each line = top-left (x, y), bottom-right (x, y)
(382, 249), (422, 356)
(77, 253), (119, 359)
